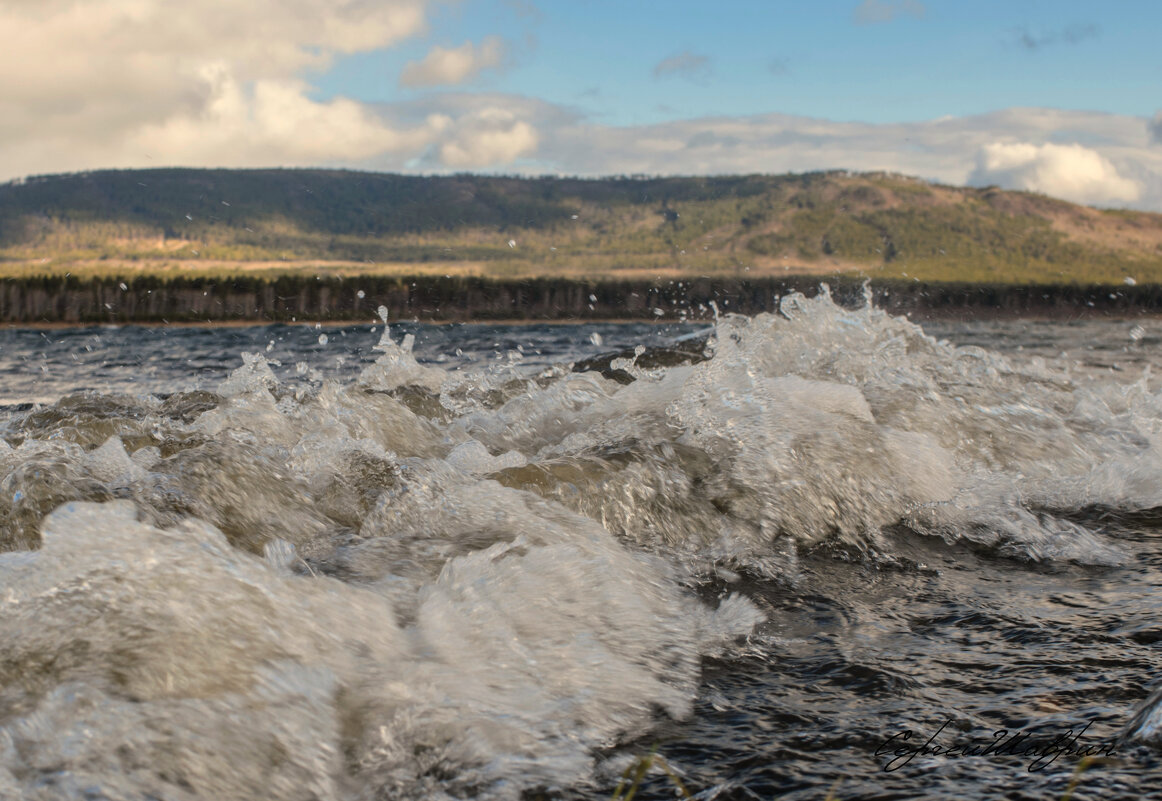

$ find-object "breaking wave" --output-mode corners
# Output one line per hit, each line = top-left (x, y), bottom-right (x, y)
(0, 291), (1160, 799)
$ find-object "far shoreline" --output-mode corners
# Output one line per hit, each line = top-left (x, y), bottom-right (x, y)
(2, 273), (1160, 325)
(5, 309), (1162, 331)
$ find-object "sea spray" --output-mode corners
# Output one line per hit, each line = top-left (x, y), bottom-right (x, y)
(0, 292), (1160, 798)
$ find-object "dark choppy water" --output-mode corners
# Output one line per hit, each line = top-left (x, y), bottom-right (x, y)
(0, 296), (1160, 800)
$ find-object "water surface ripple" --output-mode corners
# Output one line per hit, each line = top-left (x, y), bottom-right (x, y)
(0, 297), (1159, 800)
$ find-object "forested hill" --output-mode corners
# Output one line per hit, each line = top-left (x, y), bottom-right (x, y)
(2, 168), (1162, 285)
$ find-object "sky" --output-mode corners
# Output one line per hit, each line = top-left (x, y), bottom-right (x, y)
(3, 0), (1162, 209)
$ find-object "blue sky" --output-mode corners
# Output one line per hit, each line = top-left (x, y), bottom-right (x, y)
(315, 0), (1159, 125)
(2, 0), (1161, 208)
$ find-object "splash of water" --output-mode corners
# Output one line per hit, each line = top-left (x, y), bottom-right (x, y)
(0, 290), (1159, 797)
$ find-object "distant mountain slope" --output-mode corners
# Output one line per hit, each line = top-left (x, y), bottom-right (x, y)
(2, 168), (1161, 284)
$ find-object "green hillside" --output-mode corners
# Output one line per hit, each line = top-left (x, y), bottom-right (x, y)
(2, 168), (1161, 285)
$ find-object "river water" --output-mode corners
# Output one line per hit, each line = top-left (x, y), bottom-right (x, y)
(0, 293), (1160, 800)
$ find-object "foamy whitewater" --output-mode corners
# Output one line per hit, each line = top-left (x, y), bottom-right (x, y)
(0, 292), (1160, 799)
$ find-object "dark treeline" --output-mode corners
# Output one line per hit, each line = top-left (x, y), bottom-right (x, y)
(1, 168), (771, 239)
(2, 275), (1161, 324)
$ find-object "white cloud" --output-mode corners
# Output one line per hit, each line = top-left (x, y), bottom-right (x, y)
(400, 37), (508, 89)
(509, 106), (1162, 210)
(0, 0), (433, 177)
(2, 3), (1161, 215)
(968, 142), (1141, 206)
(128, 72), (442, 167)
(435, 108), (539, 168)
(0, 1), (544, 177)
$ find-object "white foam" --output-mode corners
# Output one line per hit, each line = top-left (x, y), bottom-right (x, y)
(5, 289), (1162, 797)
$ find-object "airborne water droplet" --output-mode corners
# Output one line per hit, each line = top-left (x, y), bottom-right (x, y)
(318, 334), (329, 346)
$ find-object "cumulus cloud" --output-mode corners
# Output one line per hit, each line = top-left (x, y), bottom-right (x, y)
(399, 37), (508, 88)
(510, 106), (1161, 210)
(967, 141), (1141, 205)
(129, 72), (442, 166)
(0, 0), (438, 177)
(653, 51), (711, 81)
(0, 0), (428, 119)
(434, 108), (539, 168)
(3, 3), (1161, 213)
(854, 0), (926, 25)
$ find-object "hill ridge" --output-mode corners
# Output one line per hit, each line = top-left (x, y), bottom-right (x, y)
(2, 168), (1160, 285)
